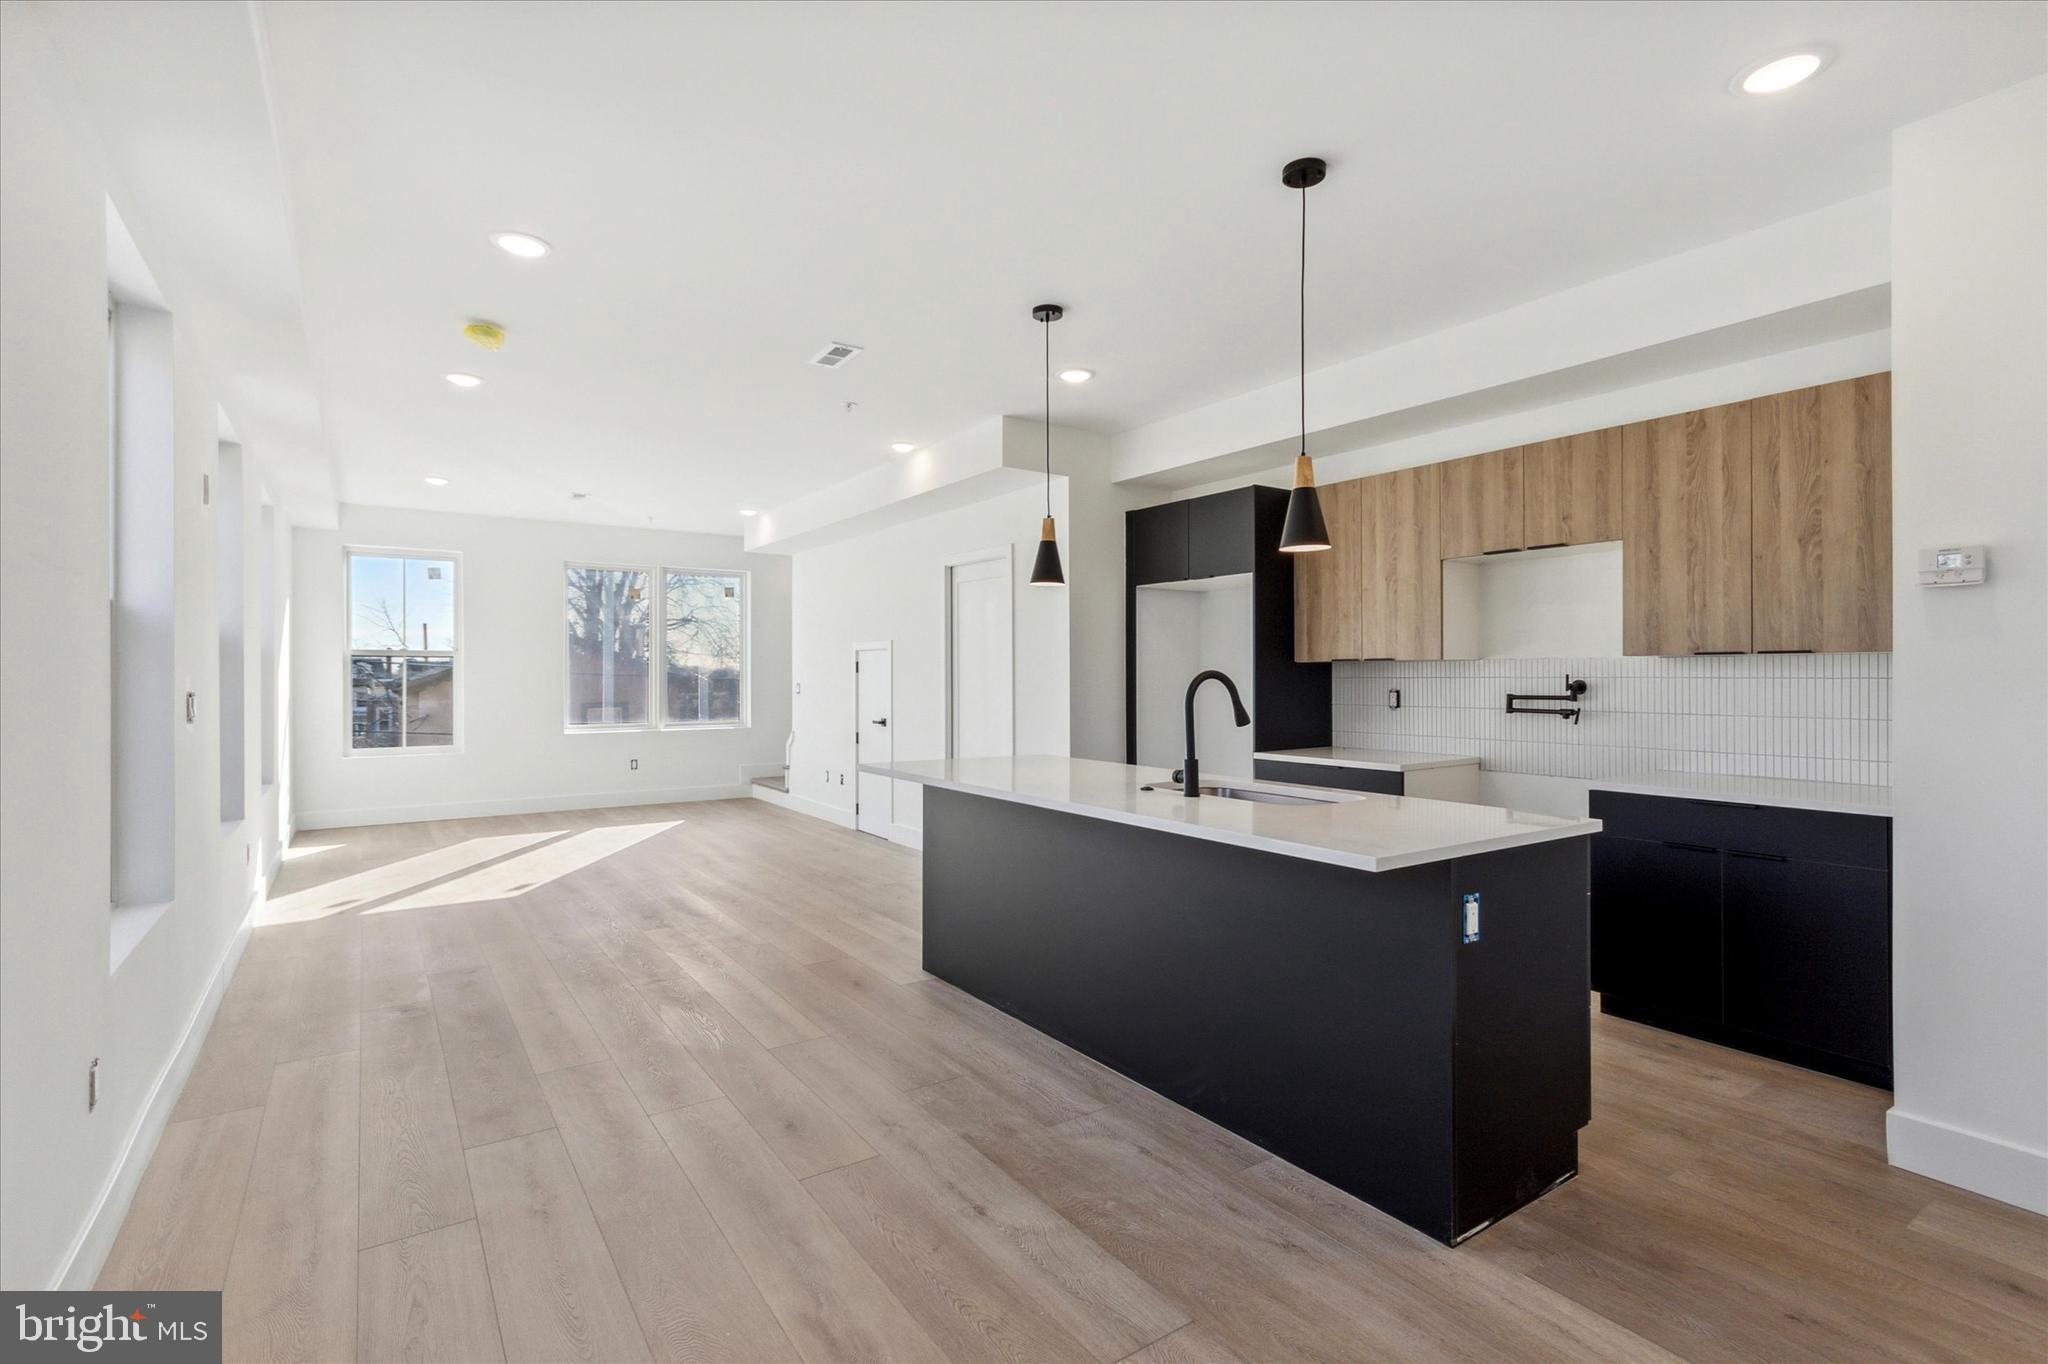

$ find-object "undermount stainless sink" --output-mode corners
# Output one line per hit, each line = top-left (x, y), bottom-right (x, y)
(1140, 783), (1343, 806)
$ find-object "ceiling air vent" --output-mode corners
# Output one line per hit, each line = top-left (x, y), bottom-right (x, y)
(809, 341), (863, 369)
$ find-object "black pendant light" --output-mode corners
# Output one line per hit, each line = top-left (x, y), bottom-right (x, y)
(1029, 302), (1066, 586)
(1278, 156), (1332, 553)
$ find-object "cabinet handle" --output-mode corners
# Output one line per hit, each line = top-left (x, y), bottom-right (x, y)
(1525, 542), (1569, 551)
(1728, 849), (1789, 862)
(1683, 798), (1761, 811)
(1691, 650), (1746, 656)
(1662, 840), (1717, 854)
(1758, 649), (1814, 655)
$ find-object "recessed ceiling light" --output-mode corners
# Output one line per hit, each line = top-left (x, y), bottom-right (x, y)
(890, 442), (917, 454)
(1735, 50), (1829, 96)
(490, 231), (552, 259)
(738, 508), (759, 517)
(444, 372), (483, 388)
(424, 476), (449, 486)
(1059, 368), (1094, 384)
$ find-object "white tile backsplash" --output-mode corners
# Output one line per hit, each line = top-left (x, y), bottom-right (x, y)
(1333, 654), (1891, 787)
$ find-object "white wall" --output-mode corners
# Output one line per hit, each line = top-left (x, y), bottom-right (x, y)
(788, 481), (1072, 842)
(1887, 75), (2048, 1213)
(1, 3), (294, 1288)
(292, 503), (791, 829)
(1043, 421), (1135, 764)
(1134, 580), (1255, 776)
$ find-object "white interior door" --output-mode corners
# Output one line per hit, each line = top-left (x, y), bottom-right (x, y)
(854, 644), (892, 837)
(948, 556), (1013, 759)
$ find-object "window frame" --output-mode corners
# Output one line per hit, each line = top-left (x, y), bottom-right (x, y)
(561, 561), (751, 734)
(344, 545), (463, 757)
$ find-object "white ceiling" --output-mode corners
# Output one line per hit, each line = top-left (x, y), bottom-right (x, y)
(47, 1), (2048, 533)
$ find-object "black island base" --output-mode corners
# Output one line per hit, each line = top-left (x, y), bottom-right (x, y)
(920, 786), (1592, 1245)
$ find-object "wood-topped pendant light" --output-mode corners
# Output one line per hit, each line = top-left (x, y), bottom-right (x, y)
(1278, 157), (1332, 553)
(1029, 303), (1066, 586)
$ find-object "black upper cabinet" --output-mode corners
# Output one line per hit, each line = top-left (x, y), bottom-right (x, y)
(1130, 502), (1190, 585)
(1187, 488), (1257, 579)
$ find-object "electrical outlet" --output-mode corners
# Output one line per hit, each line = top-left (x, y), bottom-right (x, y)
(88, 1058), (98, 1112)
(839, 772), (846, 785)
(629, 758), (639, 771)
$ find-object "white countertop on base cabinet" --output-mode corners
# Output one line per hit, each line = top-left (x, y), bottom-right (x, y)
(1591, 772), (1892, 818)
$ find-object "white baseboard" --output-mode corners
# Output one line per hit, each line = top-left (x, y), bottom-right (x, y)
(55, 890), (260, 1290)
(762, 787), (855, 829)
(296, 782), (752, 831)
(1887, 1106), (2048, 1213)
(749, 785), (918, 849)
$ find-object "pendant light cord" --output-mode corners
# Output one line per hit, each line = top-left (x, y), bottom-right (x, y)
(1043, 315), (1053, 517)
(1299, 180), (1307, 457)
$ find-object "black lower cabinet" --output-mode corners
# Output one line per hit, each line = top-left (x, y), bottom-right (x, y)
(1723, 854), (1891, 1069)
(1590, 836), (1721, 1024)
(1252, 758), (1403, 794)
(1589, 790), (1893, 1089)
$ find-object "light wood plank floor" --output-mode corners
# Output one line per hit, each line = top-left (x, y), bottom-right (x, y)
(101, 800), (2048, 1363)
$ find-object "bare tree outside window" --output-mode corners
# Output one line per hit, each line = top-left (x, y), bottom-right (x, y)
(565, 566), (651, 726)
(349, 551), (456, 750)
(563, 564), (747, 728)
(665, 571), (744, 724)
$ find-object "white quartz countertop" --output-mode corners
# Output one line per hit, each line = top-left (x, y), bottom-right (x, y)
(1592, 771), (1893, 818)
(1254, 746), (1480, 772)
(863, 756), (1600, 873)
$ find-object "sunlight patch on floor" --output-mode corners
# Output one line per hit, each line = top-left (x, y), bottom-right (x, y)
(366, 820), (681, 913)
(259, 830), (565, 923)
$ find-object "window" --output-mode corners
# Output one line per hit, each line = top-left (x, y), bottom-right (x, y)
(564, 566), (651, 727)
(565, 564), (747, 729)
(348, 550), (457, 751)
(664, 570), (745, 725)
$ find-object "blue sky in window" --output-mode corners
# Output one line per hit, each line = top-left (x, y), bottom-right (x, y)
(351, 554), (453, 651)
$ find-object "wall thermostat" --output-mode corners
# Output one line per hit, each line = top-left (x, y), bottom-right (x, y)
(1918, 545), (1987, 587)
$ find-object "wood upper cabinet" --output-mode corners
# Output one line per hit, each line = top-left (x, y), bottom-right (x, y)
(1523, 426), (1623, 548)
(1436, 448), (1523, 558)
(1293, 476), (1364, 662)
(1623, 402), (1753, 656)
(1360, 465), (1442, 660)
(1751, 375), (1892, 653)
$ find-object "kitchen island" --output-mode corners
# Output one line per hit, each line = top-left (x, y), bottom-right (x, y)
(862, 755), (1601, 1244)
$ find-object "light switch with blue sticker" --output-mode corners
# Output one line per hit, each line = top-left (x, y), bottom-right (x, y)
(1461, 892), (1481, 944)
